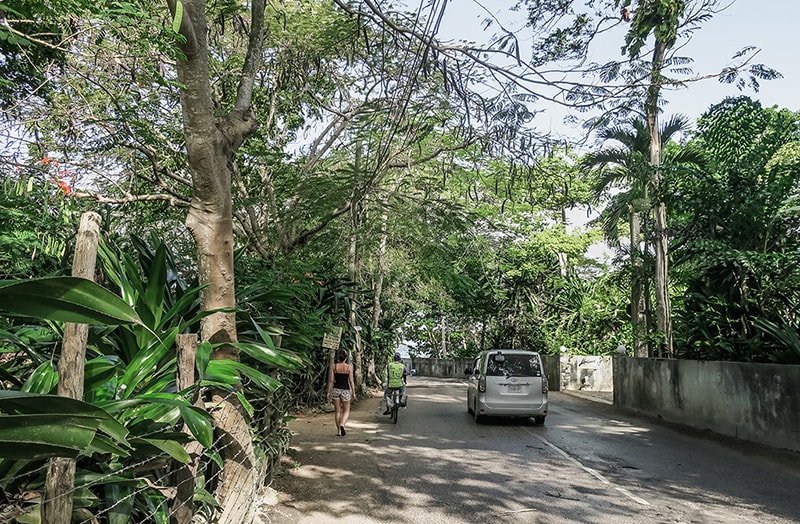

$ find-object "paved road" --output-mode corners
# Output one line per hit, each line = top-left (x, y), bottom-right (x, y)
(259, 377), (800, 523)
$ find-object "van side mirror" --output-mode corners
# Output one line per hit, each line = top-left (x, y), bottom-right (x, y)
(465, 367), (473, 375)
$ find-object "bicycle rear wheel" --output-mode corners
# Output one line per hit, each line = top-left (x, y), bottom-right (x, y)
(391, 392), (399, 423)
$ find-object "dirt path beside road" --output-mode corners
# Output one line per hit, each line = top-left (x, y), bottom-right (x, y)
(258, 389), (389, 523)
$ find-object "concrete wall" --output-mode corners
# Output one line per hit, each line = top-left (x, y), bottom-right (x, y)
(414, 354), (800, 452)
(413, 355), (562, 392)
(559, 354), (613, 392)
(614, 356), (800, 452)
(411, 357), (474, 379)
(541, 354), (560, 391)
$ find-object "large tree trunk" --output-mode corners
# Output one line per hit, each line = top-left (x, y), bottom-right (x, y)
(646, 38), (673, 358)
(348, 195), (364, 392)
(347, 145), (366, 392)
(629, 208), (648, 357)
(165, 0), (265, 520)
(367, 201), (390, 387)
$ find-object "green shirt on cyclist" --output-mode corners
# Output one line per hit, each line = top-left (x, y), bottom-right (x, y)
(383, 352), (408, 414)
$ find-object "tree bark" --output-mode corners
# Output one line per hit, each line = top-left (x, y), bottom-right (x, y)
(367, 201), (390, 387)
(629, 208), (648, 357)
(43, 211), (101, 524)
(348, 198), (364, 392)
(165, 0), (266, 520)
(646, 38), (673, 358)
(347, 145), (364, 392)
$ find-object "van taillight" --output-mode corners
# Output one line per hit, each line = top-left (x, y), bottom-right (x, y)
(542, 376), (549, 394)
(478, 376), (486, 392)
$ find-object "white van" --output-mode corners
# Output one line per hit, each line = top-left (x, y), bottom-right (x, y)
(465, 349), (548, 424)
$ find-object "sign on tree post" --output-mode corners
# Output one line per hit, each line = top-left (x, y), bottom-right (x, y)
(322, 327), (343, 349)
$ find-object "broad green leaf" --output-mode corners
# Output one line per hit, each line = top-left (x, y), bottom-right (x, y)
(205, 448), (224, 470)
(0, 277), (142, 326)
(161, 288), (203, 329)
(134, 437), (190, 463)
(117, 341), (171, 397)
(226, 361), (281, 392)
(235, 390), (254, 418)
(21, 361), (58, 393)
(84, 433), (131, 457)
(228, 341), (305, 369)
(74, 470), (139, 486)
(0, 414), (99, 459)
(106, 480), (136, 524)
(193, 486), (220, 507)
(144, 242), (168, 327)
(178, 405), (213, 448)
(203, 360), (240, 385)
(0, 390), (108, 417)
(0, 391), (129, 445)
(83, 356), (120, 391)
(196, 341), (212, 376)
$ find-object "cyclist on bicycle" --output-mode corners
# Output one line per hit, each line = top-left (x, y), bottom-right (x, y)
(382, 352), (408, 415)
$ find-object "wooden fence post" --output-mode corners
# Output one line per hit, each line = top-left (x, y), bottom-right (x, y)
(170, 333), (202, 524)
(42, 211), (102, 524)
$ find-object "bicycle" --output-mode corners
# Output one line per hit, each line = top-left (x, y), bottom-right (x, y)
(384, 386), (407, 424)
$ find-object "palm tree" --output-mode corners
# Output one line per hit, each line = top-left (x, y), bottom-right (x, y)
(582, 115), (701, 357)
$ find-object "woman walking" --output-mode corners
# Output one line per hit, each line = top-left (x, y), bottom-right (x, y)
(327, 349), (355, 436)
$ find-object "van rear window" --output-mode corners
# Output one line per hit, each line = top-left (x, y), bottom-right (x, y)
(486, 354), (541, 377)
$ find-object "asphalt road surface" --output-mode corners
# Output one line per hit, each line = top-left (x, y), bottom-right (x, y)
(258, 377), (800, 523)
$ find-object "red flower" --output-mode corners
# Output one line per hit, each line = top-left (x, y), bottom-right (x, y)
(57, 180), (72, 196)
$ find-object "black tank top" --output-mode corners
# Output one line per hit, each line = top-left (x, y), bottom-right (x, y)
(333, 364), (350, 389)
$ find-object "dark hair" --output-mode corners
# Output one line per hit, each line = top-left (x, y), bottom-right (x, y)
(336, 349), (348, 363)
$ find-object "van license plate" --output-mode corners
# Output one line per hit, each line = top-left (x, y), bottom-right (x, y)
(507, 385), (521, 393)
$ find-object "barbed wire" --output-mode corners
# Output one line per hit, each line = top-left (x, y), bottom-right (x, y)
(1, 387), (297, 524)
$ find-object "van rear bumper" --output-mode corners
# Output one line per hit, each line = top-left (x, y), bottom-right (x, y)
(477, 398), (548, 417)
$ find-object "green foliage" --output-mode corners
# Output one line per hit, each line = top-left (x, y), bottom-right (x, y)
(542, 273), (631, 354)
(0, 0), (70, 105)
(0, 391), (129, 460)
(236, 256), (358, 403)
(0, 176), (81, 279)
(670, 97), (800, 362)
(389, 146), (618, 358)
(618, 0), (685, 58)
(0, 234), (311, 521)
(0, 277), (144, 326)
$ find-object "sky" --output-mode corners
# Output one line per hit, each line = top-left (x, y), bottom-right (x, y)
(436, 0), (799, 135)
